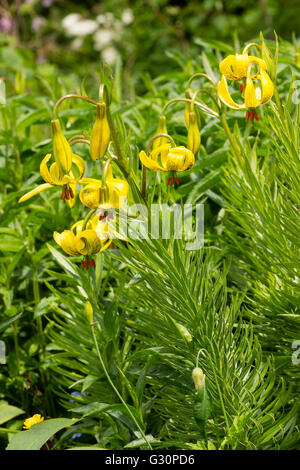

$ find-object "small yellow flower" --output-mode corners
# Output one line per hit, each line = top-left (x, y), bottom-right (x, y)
(23, 414), (44, 430)
(219, 53), (266, 81)
(18, 153), (85, 208)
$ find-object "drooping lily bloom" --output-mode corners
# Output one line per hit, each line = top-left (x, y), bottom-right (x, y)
(54, 218), (108, 257)
(79, 164), (129, 210)
(219, 53), (266, 81)
(217, 68), (274, 121)
(18, 153), (85, 207)
(139, 145), (194, 186)
(54, 215), (120, 267)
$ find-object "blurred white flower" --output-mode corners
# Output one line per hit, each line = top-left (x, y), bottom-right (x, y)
(94, 29), (113, 50)
(71, 38), (83, 50)
(122, 8), (134, 24)
(102, 46), (119, 65)
(62, 14), (98, 36)
(96, 14), (106, 25)
(62, 13), (81, 30)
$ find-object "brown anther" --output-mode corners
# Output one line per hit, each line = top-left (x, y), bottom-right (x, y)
(69, 187), (74, 199)
(99, 211), (108, 221)
(60, 188), (66, 200)
(239, 84), (243, 93)
(89, 259), (95, 267)
(167, 177), (171, 186)
(245, 110), (250, 122)
(249, 111), (254, 122)
(176, 177), (179, 186)
(81, 260), (88, 270)
(171, 176), (175, 185)
(255, 113), (260, 121)
(65, 188), (70, 200)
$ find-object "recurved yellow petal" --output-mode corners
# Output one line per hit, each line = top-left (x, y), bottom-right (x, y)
(139, 150), (166, 172)
(217, 76), (244, 110)
(166, 147), (195, 172)
(18, 183), (53, 203)
(76, 229), (102, 255)
(259, 69), (274, 104)
(40, 154), (57, 185)
(54, 230), (80, 256)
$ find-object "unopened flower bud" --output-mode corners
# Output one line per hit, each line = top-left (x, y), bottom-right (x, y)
(192, 367), (204, 391)
(84, 300), (93, 323)
(51, 119), (72, 176)
(90, 103), (110, 160)
(153, 115), (169, 150)
(187, 111), (201, 155)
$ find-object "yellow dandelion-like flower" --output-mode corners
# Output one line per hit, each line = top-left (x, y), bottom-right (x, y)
(23, 414), (44, 430)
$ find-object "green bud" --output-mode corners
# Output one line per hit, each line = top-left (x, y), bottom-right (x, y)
(187, 111), (201, 155)
(153, 115), (168, 150)
(85, 300), (94, 324)
(90, 103), (110, 160)
(51, 119), (72, 178)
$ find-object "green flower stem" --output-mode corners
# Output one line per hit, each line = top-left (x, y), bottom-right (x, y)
(162, 98), (218, 118)
(187, 72), (217, 89)
(91, 324), (152, 449)
(82, 209), (96, 231)
(69, 139), (90, 146)
(52, 94), (99, 119)
(219, 113), (244, 165)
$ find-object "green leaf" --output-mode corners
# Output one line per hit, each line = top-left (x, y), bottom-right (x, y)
(0, 404), (24, 425)
(6, 418), (77, 450)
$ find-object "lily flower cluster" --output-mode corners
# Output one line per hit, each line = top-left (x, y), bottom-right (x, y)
(18, 41), (275, 267)
(19, 100), (129, 268)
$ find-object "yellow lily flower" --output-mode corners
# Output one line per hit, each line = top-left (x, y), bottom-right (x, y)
(18, 153), (85, 207)
(217, 69), (274, 121)
(54, 215), (117, 267)
(219, 53), (266, 81)
(139, 145), (194, 185)
(139, 145), (194, 173)
(79, 164), (129, 210)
